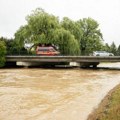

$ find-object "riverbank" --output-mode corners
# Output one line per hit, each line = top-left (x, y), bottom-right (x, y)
(87, 84), (120, 120)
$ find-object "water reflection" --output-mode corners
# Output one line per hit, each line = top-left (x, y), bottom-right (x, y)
(0, 63), (120, 120)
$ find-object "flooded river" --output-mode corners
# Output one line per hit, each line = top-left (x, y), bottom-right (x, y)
(0, 63), (120, 120)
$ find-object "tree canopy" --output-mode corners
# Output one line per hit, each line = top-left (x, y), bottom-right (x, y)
(14, 8), (80, 55)
(4, 8), (114, 56)
(117, 45), (120, 55)
(110, 42), (117, 55)
(77, 18), (103, 55)
(0, 40), (6, 67)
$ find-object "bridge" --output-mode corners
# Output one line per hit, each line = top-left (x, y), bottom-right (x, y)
(6, 55), (120, 67)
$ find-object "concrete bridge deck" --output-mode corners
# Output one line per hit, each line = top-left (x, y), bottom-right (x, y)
(6, 55), (120, 63)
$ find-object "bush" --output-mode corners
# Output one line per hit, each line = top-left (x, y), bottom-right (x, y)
(0, 41), (6, 67)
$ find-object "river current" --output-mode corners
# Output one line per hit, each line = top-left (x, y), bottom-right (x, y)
(0, 63), (120, 120)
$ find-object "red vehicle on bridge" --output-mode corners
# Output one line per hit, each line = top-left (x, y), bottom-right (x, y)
(36, 44), (60, 56)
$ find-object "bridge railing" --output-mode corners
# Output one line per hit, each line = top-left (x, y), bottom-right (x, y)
(6, 50), (82, 56)
(6, 50), (34, 56)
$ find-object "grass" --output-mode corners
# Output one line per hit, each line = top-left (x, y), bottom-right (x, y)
(88, 85), (120, 120)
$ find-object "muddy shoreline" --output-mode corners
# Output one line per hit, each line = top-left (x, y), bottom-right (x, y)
(87, 84), (120, 120)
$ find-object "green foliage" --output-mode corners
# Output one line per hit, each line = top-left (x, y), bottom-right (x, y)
(1, 8), (119, 57)
(52, 28), (80, 55)
(4, 39), (17, 55)
(26, 8), (60, 43)
(13, 8), (112, 56)
(0, 40), (6, 67)
(14, 25), (29, 53)
(103, 42), (119, 56)
(103, 43), (111, 52)
(110, 42), (117, 55)
(77, 18), (103, 55)
(14, 8), (80, 55)
(61, 17), (82, 43)
(117, 45), (120, 56)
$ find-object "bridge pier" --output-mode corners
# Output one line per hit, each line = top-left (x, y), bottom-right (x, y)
(16, 62), (43, 67)
(79, 62), (100, 68)
(5, 62), (17, 67)
(68, 62), (100, 68)
(16, 62), (67, 67)
(16, 61), (100, 68)
(69, 62), (80, 67)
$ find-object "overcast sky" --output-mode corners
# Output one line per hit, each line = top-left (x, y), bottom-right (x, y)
(0, 0), (120, 45)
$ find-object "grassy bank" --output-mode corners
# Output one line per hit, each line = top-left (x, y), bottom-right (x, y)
(87, 84), (120, 120)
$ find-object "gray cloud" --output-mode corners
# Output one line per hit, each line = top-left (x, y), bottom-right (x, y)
(0, 0), (120, 45)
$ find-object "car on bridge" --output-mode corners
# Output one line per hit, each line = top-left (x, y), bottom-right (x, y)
(93, 51), (114, 56)
(36, 45), (60, 56)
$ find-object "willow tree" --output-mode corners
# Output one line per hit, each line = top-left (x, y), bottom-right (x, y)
(52, 28), (80, 55)
(77, 18), (103, 55)
(14, 8), (80, 55)
(24, 8), (60, 44)
(0, 40), (6, 67)
(61, 17), (82, 43)
(14, 8), (59, 52)
(14, 25), (31, 54)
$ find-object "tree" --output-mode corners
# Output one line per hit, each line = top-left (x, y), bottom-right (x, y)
(14, 25), (31, 54)
(104, 43), (111, 52)
(110, 42), (117, 55)
(117, 45), (120, 55)
(0, 40), (6, 67)
(25, 8), (60, 44)
(14, 8), (80, 55)
(77, 18), (103, 55)
(52, 28), (80, 55)
(1, 37), (16, 55)
(61, 17), (82, 43)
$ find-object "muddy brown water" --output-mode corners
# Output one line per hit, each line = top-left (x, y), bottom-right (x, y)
(0, 63), (120, 120)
